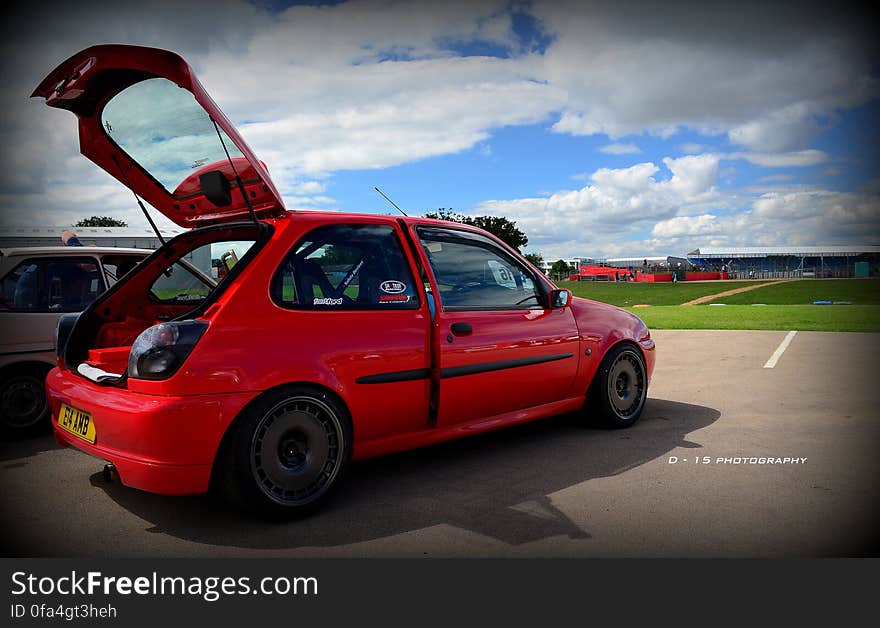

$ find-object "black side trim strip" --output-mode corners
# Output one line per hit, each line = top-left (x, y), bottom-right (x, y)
(441, 353), (573, 379)
(356, 368), (431, 384)
(355, 353), (574, 384)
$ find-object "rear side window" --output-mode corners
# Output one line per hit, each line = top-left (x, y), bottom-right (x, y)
(0, 257), (104, 312)
(271, 224), (419, 310)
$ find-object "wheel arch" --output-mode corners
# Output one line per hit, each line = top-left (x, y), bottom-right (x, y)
(586, 338), (649, 428)
(0, 359), (55, 380)
(209, 380), (354, 490)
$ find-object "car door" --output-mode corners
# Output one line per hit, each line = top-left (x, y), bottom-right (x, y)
(269, 221), (432, 444)
(414, 226), (581, 426)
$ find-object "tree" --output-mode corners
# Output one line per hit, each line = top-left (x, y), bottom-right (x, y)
(75, 216), (128, 227)
(424, 208), (528, 251)
(524, 252), (544, 267)
(550, 259), (571, 279)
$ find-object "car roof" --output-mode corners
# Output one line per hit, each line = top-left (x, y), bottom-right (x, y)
(0, 246), (152, 258)
(283, 210), (486, 232)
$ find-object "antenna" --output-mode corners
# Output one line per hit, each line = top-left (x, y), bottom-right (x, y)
(374, 187), (408, 216)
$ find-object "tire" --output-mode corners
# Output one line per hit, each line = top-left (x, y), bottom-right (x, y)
(587, 343), (647, 428)
(0, 366), (52, 437)
(219, 385), (352, 516)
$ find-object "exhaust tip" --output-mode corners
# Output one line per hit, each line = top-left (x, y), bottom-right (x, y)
(102, 463), (116, 483)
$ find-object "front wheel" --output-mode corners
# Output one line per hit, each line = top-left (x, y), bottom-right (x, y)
(220, 386), (352, 516)
(587, 344), (647, 428)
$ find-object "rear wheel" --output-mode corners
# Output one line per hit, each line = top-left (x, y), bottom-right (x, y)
(587, 344), (647, 428)
(0, 366), (51, 437)
(220, 386), (352, 516)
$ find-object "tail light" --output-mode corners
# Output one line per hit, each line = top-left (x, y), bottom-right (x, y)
(128, 321), (208, 380)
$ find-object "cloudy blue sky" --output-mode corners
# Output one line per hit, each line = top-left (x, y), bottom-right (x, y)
(1, 0), (878, 259)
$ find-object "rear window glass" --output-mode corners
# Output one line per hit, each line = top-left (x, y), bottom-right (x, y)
(271, 224), (419, 310)
(149, 240), (255, 304)
(101, 77), (245, 193)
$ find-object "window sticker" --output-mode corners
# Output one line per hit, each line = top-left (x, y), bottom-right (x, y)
(379, 280), (407, 294)
(313, 297), (343, 306)
(378, 294), (410, 304)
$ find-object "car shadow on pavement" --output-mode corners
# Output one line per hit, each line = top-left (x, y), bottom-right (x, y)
(0, 432), (59, 465)
(84, 398), (720, 551)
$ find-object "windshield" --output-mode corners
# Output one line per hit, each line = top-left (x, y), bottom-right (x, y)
(100, 77), (244, 193)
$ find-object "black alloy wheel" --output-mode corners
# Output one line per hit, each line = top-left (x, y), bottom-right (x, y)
(221, 386), (352, 516)
(588, 344), (647, 428)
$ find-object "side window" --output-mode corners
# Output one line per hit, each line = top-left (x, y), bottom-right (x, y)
(271, 224), (419, 310)
(417, 229), (541, 310)
(0, 258), (103, 312)
(1, 263), (32, 309)
(149, 240), (253, 304)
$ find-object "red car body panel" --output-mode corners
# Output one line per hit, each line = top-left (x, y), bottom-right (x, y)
(37, 45), (655, 498)
(46, 366), (258, 495)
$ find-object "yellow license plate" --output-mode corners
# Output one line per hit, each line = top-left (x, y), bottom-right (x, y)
(58, 403), (97, 444)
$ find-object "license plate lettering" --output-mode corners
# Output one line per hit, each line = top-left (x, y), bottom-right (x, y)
(58, 404), (96, 443)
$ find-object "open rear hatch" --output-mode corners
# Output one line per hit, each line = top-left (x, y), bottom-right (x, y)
(32, 44), (286, 228)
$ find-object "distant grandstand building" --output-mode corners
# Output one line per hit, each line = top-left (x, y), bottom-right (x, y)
(687, 246), (880, 278)
(0, 226), (184, 250)
(537, 257), (589, 276)
(604, 256), (693, 272)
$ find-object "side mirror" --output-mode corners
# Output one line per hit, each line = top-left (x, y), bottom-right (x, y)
(549, 288), (571, 309)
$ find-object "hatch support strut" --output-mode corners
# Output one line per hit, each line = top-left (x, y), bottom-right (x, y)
(211, 118), (259, 225)
(111, 154), (165, 245)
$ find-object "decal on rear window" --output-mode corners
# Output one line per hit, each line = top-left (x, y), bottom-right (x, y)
(380, 280), (407, 294)
(270, 224), (420, 311)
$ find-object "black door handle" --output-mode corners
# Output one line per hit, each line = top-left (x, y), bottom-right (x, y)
(450, 322), (473, 336)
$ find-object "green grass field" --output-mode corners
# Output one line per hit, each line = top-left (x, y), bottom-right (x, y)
(561, 280), (756, 306)
(560, 278), (880, 332)
(709, 278), (880, 305)
(625, 305), (880, 333)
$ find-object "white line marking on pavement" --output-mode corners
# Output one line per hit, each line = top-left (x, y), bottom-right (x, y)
(764, 330), (797, 369)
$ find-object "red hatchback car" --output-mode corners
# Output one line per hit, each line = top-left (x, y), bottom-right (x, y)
(35, 45), (655, 515)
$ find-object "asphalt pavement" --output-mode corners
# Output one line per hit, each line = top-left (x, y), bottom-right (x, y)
(1, 330), (877, 557)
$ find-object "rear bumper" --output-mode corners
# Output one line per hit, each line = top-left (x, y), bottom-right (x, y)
(46, 367), (258, 495)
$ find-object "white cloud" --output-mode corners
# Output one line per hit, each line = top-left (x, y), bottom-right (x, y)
(1, 1), (566, 224)
(288, 181), (327, 195)
(531, 1), (877, 151)
(474, 154), (725, 257)
(651, 214), (719, 239)
(599, 142), (641, 155)
(733, 150), (829, 168)
(1, 0), (877, 258)
(680, 143), (706, 154)
(474, 152), (879, 258)
(637, 187), (880, 257)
